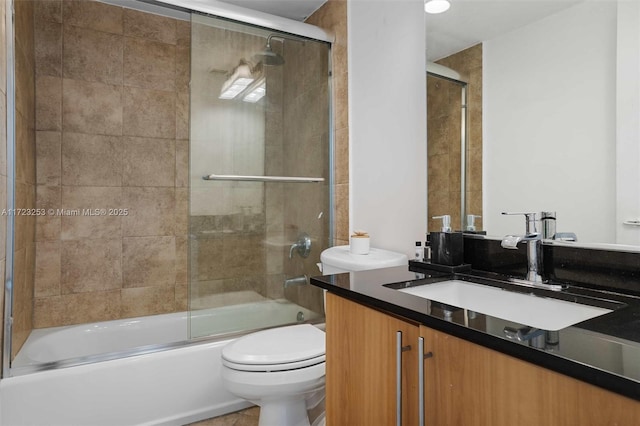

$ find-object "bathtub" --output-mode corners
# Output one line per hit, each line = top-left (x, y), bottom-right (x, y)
(0, 294), (322, 425)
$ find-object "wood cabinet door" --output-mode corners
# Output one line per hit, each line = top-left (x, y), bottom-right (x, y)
(326, 293), (420, 425)
(421, 325), (640, 426)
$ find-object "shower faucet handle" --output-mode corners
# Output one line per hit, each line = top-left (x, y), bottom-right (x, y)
(289, 233), (311, 259)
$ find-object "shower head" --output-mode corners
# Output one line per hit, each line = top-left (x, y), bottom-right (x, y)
(253, 36), (285, 66)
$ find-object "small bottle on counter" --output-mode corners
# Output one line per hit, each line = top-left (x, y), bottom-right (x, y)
(424, 233), (431, 262)
(415, 241), (423, 261)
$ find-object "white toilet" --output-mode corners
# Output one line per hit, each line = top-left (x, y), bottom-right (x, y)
(220, 245), (408, 426)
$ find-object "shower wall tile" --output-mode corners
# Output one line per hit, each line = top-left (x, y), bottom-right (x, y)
(62, 0), (123, 35)
(122, 136), (175, 187)
(36, 130), (61, 185)
(60, 186), (122, 240)
(34, 290), (121, 328)
(176, 92), (189, 139)
(307, 0), (349, 244)
(175, 45), (190, 93)
(33, 0), (192, 328)
(35, 76), (61, 131)
(175, 280), (188, 311)
(62, 78), (123, 136)
(124, 37), (175, 91)
(335, 183), (349, 243)
(13, 183), (32, 250)
(8, 0), (36, 363)
(35, 21), (62, 77)
(15, 112), (35, 185)
(175, 138), (189, 188)
(61, 238), (122, 293)
(122, 187), (175, 237)
(123, 87), (175, 139)
(195, 238), (224, 281)
(123, 8), (177, 45)
(176, 20), (190, 47)
(36, 185), (61, 241)
(175, 235), (188, 284)
(222, 236), (265, 278)
(35, 241), (61, 298)
(175, 188), (188, 235)
(62, 132), (122, 186)
(334, 127), (348, 184)
(15, 0), (35, 58)
(15, 42), (35, 121)
(123, 236), (176, 288)
(430, 44), (483, 231)
(120, 285), (175, 318)
(63, 25), (123, 85)
(34, 0), (62, 24)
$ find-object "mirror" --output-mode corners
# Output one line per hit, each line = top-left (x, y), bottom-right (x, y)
(426, 0), (640, 248)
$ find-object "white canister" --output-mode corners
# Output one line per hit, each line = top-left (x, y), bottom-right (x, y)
(350, 232), (370, 255)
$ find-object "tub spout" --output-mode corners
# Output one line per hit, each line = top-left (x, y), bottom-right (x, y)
(284, 275), (308, 288)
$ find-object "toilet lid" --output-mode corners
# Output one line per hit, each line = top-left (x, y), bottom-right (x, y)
(222, 324), (325, 367)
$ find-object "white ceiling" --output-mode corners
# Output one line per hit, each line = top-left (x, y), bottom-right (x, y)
(218, 0), (327, 21)
(220, 0), (587, 61)
(425, 0), (584, 61)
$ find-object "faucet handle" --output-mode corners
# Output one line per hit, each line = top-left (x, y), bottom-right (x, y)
(501, 212), (538, 234)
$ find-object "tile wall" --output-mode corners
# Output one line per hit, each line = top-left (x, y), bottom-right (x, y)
(13, 0), (36, 358)
(280, 32), (330, 315)
(32, 0), (190, 328)
(306, 0), (349, 245)
(427, 44), (482, 232)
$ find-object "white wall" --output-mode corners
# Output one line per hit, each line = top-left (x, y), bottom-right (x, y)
(483, 1), (617, 243)
(616, 1), (640, 245)
(348, 0), (427, 256)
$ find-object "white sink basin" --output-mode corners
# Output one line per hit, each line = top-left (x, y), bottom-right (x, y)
(399, 280), (613, 331)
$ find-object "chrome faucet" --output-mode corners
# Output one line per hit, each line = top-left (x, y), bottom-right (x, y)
(501, 212), (564, 291)
(289, 232), (311, 259)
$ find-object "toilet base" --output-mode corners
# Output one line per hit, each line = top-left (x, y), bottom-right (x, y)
(258, 398), (310, 426)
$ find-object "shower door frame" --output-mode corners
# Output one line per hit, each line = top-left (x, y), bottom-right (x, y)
(1, 0), (334, 378)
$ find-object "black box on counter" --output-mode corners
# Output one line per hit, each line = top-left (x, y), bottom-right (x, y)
(430, 231), (464, 266)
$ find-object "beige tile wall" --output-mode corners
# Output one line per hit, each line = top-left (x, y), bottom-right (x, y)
(33, 0), (190, 328)
(13, 0), (36, 358)
(306, 0), (349, 246)
(427, 44), (483, 232)
(279, 37), (330, 314)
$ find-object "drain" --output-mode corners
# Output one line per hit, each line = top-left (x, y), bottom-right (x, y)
(297, 311), (305, 322)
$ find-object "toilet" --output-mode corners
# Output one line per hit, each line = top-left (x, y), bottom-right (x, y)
(221, 245), (408, 426)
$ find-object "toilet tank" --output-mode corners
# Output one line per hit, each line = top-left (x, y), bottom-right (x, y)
(320, 245), (408, 275)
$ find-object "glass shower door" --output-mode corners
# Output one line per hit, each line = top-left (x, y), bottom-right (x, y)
(188, 14), (331, 339)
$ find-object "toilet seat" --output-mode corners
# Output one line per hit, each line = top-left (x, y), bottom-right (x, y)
(222, 324), (325, 372)
(222, 354), (325, 372)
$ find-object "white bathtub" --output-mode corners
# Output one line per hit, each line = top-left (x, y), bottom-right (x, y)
(0, 295), (322, 425)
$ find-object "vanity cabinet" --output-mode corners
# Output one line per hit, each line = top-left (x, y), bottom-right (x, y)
(326, 293), (640, 425)
(325, 292), (420, 425)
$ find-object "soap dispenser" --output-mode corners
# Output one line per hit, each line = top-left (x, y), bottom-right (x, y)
(464, 214), (486, 235)
(431, 215), (464, 266)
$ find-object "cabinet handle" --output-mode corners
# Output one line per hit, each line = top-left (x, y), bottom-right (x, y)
(418, 337), (434, 426)
(396, 331), (412, 426)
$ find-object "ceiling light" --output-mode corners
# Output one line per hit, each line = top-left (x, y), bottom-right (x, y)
(425, 0), (450, 14)
(219, 61), (255, 100)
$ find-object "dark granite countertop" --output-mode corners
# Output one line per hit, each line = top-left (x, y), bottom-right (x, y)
(310, 264), (640, 401)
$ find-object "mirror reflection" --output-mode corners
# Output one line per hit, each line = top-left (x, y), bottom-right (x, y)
(426, 0), (640, 247)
